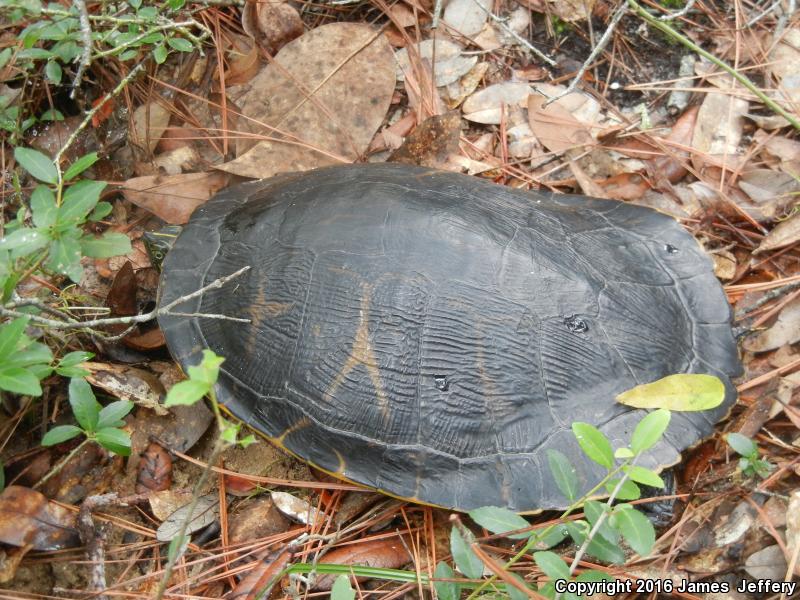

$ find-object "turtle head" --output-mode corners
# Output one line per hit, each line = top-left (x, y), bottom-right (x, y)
(143, 225), (182, 271)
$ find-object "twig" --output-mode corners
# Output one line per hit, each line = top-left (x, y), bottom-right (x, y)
(71, 0), (93, 99)
(627, 0), (800, 131)
(33, 438), (90, 490)
(0, 266), (252, 330)
(544, 1), (627, 106)
(658, 0), (697, 20)
(468, 0), (557, 67)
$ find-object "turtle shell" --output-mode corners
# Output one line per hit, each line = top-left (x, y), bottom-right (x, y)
(157, 163), (741, 512)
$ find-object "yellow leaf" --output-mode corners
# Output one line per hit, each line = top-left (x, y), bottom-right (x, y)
(616, 374), (725, 411)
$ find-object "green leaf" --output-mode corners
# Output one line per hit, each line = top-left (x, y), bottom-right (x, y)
(167, 37), (193, 52)
(611, 506), (655, 557)
(94, 427), (131, 456)
(39, 109), (64, 121)
(572, 422), (614, 469)
(89, 201), (113, 221)
(585, 529), (626, 564)
(726, 432), (757, 458)
(529, 524), (570, 550)
(96, 400), (133, 429)
(0, 228), (49, 255)
(616, 374), (725, 411)
(623, 465), (664, 488)
(58, 350), (94, 368)
(468, 506), (530, 540)
(152, 43), (168, 64)
(167, 533), (189, 562)
(533, 550), (570, 581)
(238, 434), (256, 448)
(69, 377), (101, 432)
(576, 570), (615, 584)
(504, 573), (533, 600)
(80, 232), (132, 258)
(615, 447), (634, 459)
(47, 236), (83, 282)
(118, 49), (138, 61)
(5, 344), (52, 368)
(14, 147), (57, 183)
(41, 424), (82, 445)
(449, 527), (483, 580)
(605, 478), (640, 500)
(630, 408), (671, 454)
(186, 349), (224, 386)
(0, 366), (42, 395)
(221, 423), (239, 444)
(63, 152), (99, 180)
(0, 316), (29, 361)
(547, 449), (578, 501)
(58, 180), (107, 224)
(583, 500), (618, 545)
(45, 60), (61, 84)
(433, 562), (459, 600)
(31, 186), (57, 228)
(330, 575), (355, 600)
(164, 379), (209, 406)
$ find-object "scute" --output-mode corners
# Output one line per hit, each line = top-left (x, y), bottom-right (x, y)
(158, 163), (741, 512)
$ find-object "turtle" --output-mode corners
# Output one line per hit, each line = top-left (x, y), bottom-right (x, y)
(154, 163), (741, 512)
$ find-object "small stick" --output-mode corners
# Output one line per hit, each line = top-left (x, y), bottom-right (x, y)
(71, 0), (93, 99)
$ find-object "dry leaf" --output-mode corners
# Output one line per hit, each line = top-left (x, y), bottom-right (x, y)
(787, 490), (800, 576)
(131, 102), (171, 154)
(219, 23), (395, 178)
(395, 39), (477, 87)
(156, 493), (219, 541)
(242, 0), (303, 55)
(121, 171), (230, 224)
(528, 93), (593, 154)
(769, 28), (800, 110)
(313, 539), (412, 590)
(547, 0), (595, 22)
(136, 442), (173, 494)
(270, 491), (321, 525)
(442, 0), (490, 36)
(220, 33), (261, 86)
(743, 298), (800, 352)
(228, 497), (289, 544)
(462, 82), (530, 124)
(744, 544), (788, 581)
(754, 212), (800, 254)
(0, 486), (79, 550)
(690, 91), (748, 171)
(711, 250), (736, 281)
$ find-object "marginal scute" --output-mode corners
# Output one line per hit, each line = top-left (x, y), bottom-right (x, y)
(158, 163), (741, 512)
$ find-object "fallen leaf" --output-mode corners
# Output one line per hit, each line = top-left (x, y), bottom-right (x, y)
(442, 0), (490, 36)
(739, 169), (800, 217)
(221, 34), (261, 86)
(121, 171), (230, 224)
(156, 492), (219, 541)
(136, 442), (173, 494)
(547, 0), (595, 21)
(150, 489), (194, 521)
(229, 546), (293, 599)
(219, 23), (395, 178)
(528, 93), (593, 154)
(596, 172), (650, 201)
(443, 60), (489, 108)
(616, 374), (725, 411)
(83, 362), (165, 410)
(0, 486), (80, 550)
(754, 212), (800, 254)
(228, 496), (289, 544)
(711, 250), (736, 281)
(690, 92), (748, 171)
(463, 82), (531, 124)
(744, 544), (788, 581)
(313, 538), (412, 590)
(242, 0), (303, 55)
(768, 28), (800, 110)
(0, 546), (31, 583)
(787, 490), (800, 576)
(270, 491), (321, 525)
(743, 298), (800, 353)
(389, 112), (462, 168)
(131, 102), (171, 154)
(395, 39), (477, 87)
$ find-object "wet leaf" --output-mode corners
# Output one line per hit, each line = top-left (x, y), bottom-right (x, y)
(14, 147), (57, 184)
(611, 506), (655, 557)
(0, 486), (79, 550)
(136, 442), (172, 493)
(219, 23), (395, 179)
(616, 374), (724, 411)
(571, 422), (613, 469)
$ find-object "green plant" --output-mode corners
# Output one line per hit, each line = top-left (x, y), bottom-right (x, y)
(0, 316), (92, 395)
(434, 409), (672, 600)
(726, 433), (774, 479)
(331, 575), (356, 600)
(41, 377), (133, 455)
(0, 148), (130, 294)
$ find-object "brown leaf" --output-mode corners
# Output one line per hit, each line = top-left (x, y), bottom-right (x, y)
(690, 92), (748, 172)
(83, 362), (165, 410)
(389, 112), (462, 168)
(219, 23), (395, 179)
(313, 538), (412, 590)
(124, 327), (166, 352)
(131, 102), (171, 154)
(596, 172), (650, 201)
(228, 496), (289, 544)
(651, 105), (697, 184)
(787, 490), (800, 576)
(528, 94), (593, 155)
(755, 211), (800, 254)
(242, 0), (303, 55)
(228, 546), (293, 600)
(743, 298), (800, 353)
(121, 171), (230, 224)
(107, 261), (137, 317)
(0, 486), (80, 550)
(136, 442), (173, 493)
(0, 545), (31, 583)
